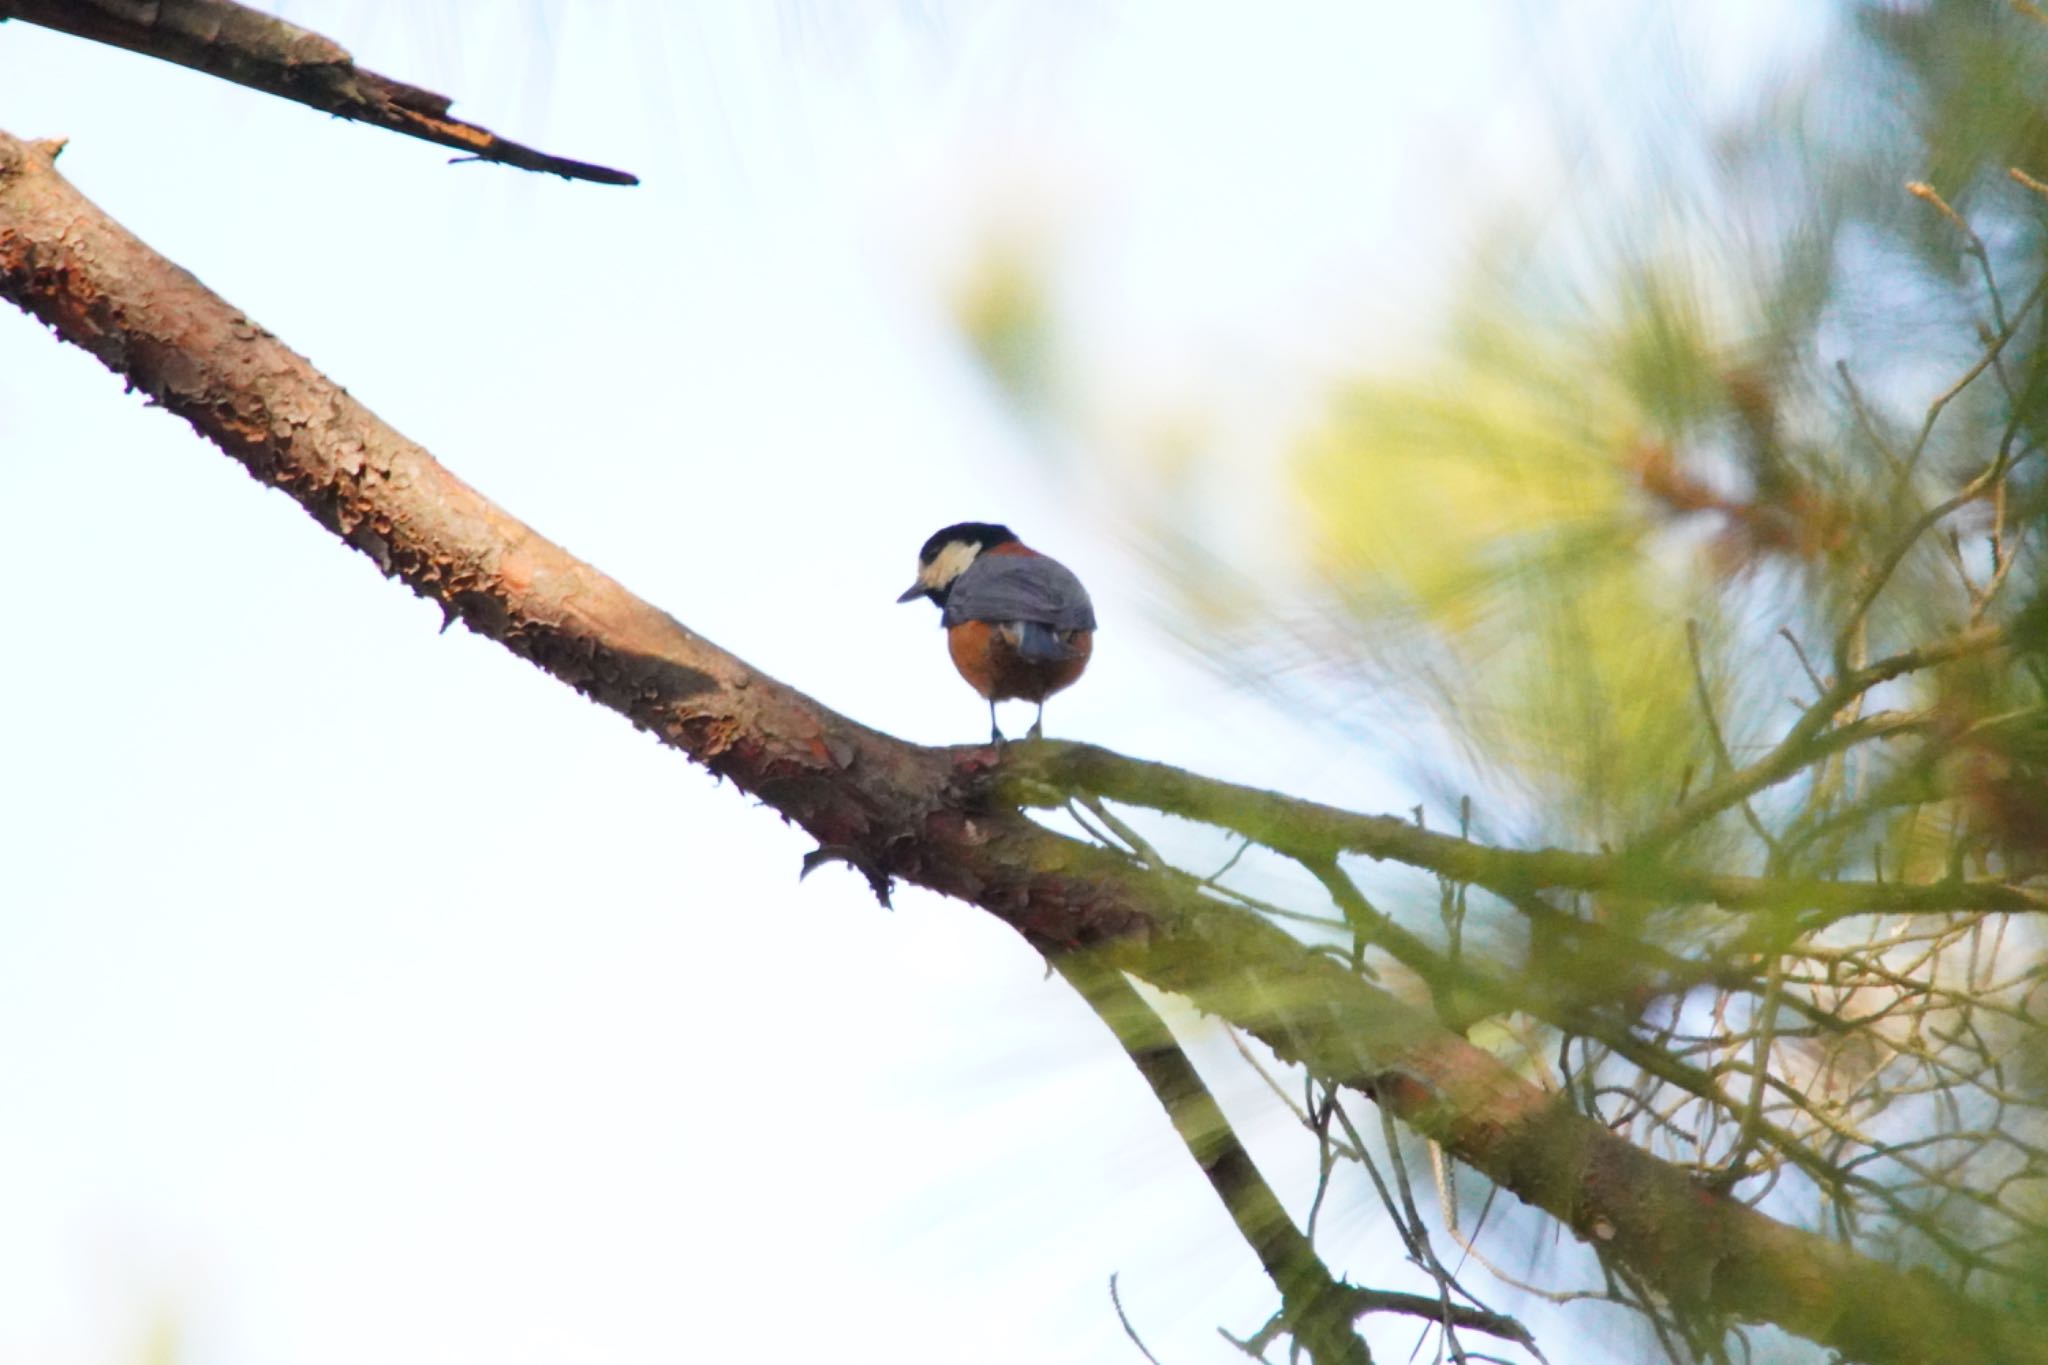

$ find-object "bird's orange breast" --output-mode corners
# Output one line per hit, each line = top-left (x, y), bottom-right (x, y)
(946, 620), (1093, 703)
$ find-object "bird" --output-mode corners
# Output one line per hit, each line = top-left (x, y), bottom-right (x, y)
(896, 521), (1096, 744)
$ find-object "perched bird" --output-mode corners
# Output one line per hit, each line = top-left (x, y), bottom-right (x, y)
(896, 522), (1096, 743)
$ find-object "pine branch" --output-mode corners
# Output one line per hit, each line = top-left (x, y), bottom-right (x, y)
(0, 0), (637, 185)
(3, 128), (2040, 1365)
(1054, 954), (1374, 1364)
(1011, 736), (2043, 917)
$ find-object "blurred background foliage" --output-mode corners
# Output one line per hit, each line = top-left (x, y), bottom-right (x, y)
(956, 0), (2048, 879)
(950, 0), (2048, 1338)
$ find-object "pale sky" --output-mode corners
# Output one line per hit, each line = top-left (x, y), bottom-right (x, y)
(0, 5), (1827, 1363)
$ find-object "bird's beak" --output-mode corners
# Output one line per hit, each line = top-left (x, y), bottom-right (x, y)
(895, 582), (926, 604)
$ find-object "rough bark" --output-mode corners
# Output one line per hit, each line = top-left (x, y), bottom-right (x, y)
(2, 129), (2038, 1365)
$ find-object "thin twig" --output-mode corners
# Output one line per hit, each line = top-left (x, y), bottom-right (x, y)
(1110, 1274), (1166, 1365)
(1686, 619), (1781, 858)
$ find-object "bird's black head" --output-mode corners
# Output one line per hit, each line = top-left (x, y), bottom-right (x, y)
(896, 522), (1018, 606)
(918, 521), (1016, 563)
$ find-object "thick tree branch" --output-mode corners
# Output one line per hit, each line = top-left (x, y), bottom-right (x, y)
(3, 129), (2040, 1365)
(0, 0), (638, 185)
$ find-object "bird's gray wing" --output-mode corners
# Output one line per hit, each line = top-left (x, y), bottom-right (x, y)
(942, 554), (1097, 631)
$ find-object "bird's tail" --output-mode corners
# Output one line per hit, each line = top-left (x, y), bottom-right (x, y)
(1011, 621), (1077, 661)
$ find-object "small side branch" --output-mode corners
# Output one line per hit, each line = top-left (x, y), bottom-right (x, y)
(1015, 727), (2043, 918)
(1054, 952), (1375, 1365)
(0, 0), (638, 184)
(1229, 1288), (1539, 1360)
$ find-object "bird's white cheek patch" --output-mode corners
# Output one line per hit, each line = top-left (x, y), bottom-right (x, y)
(921, 540), (982, 590)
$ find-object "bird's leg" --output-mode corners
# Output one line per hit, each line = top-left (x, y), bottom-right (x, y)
(1027, 703), (1045, 741)
(989, 698), (1005, 747)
